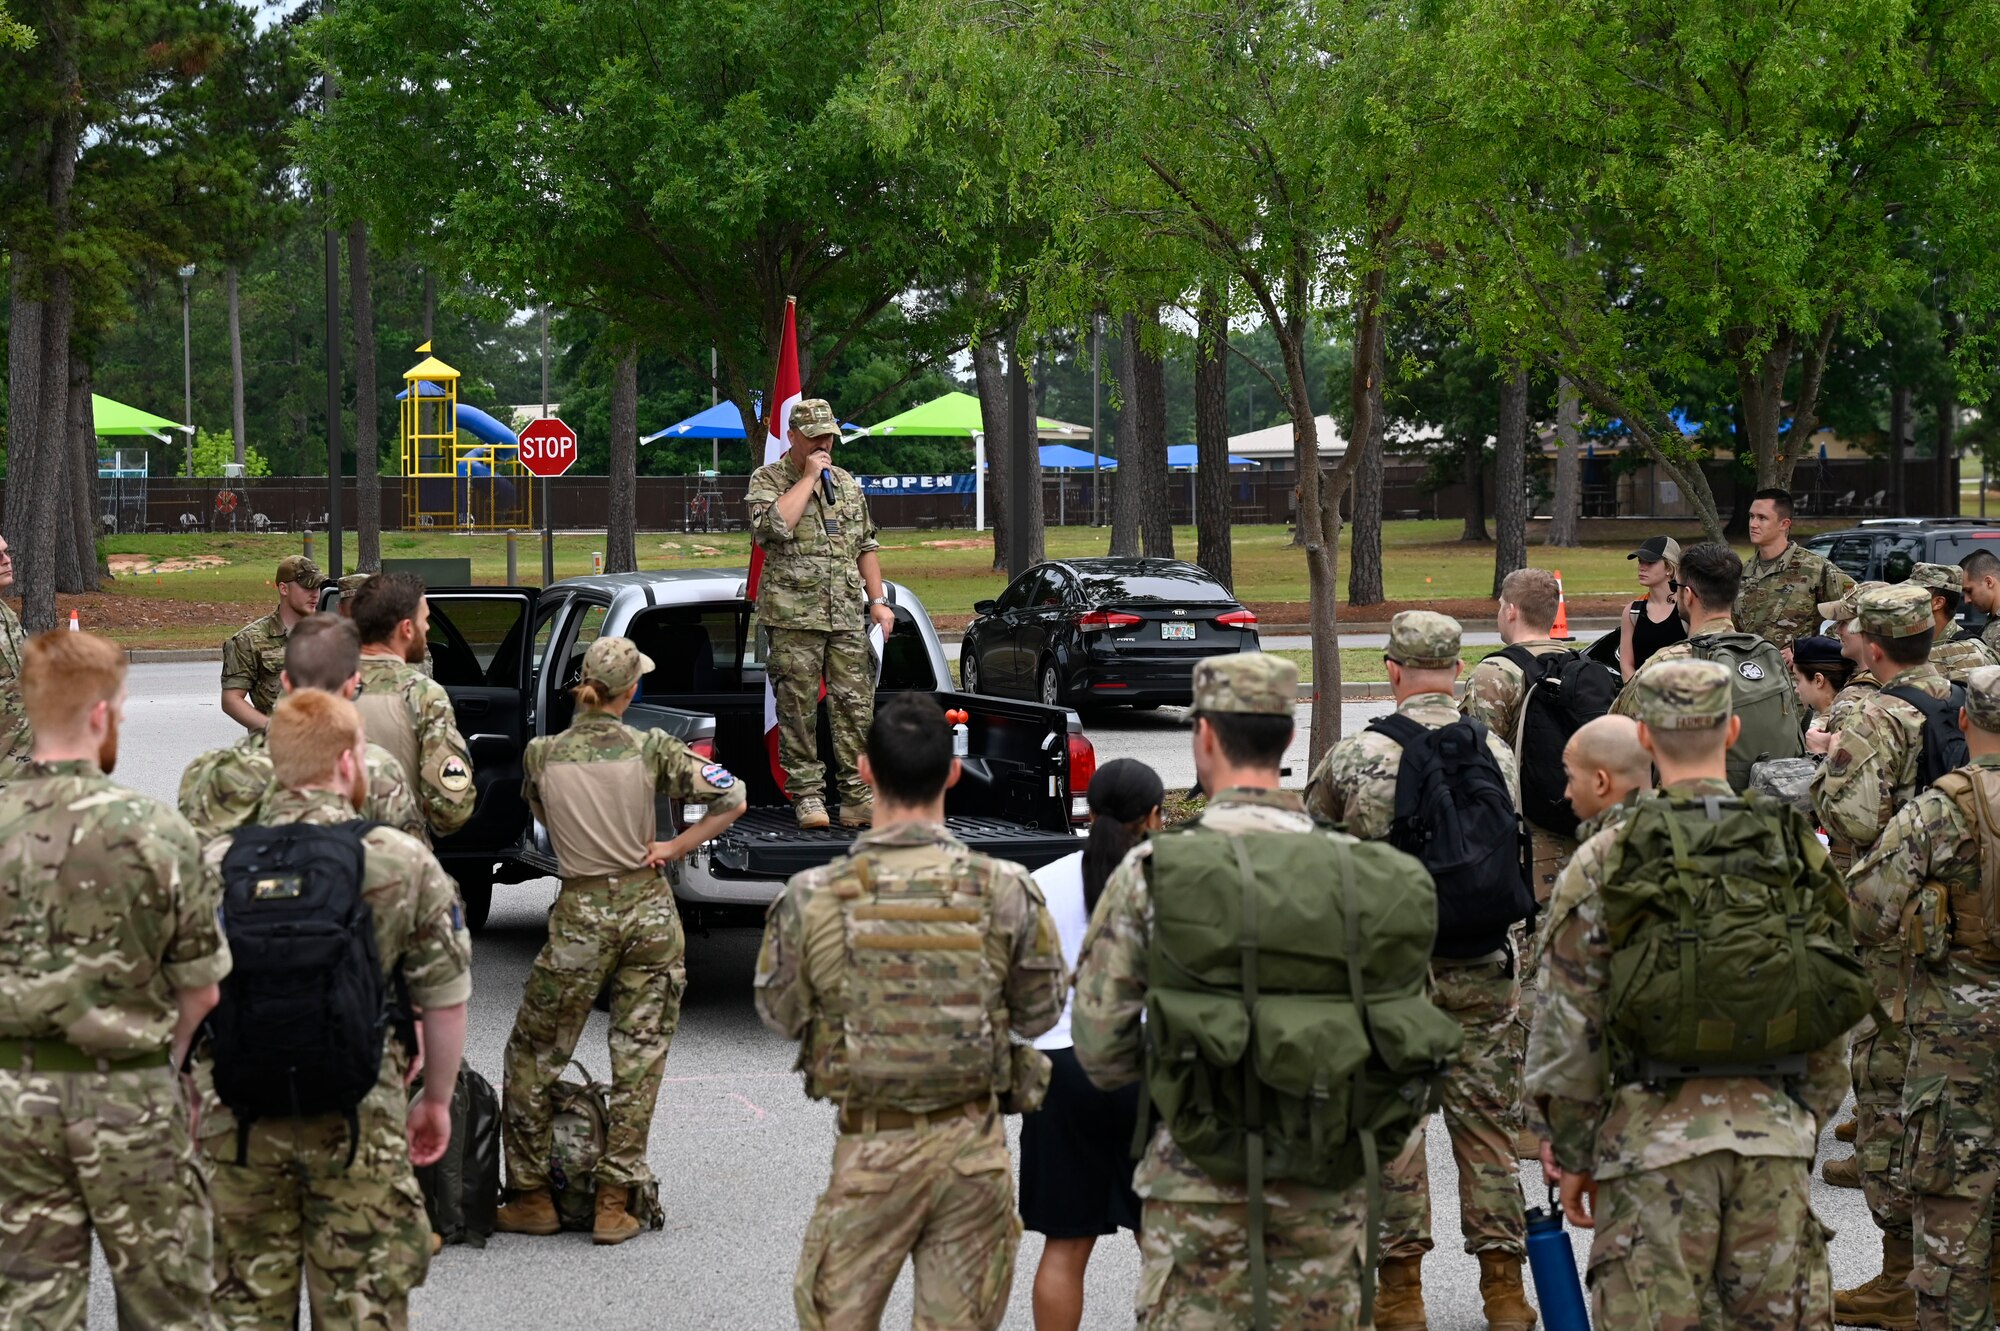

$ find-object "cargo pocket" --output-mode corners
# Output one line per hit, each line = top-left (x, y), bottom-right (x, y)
(1133, 1235), (1176, 1326)
(1145, 990), (1248, 1173)
(1253, 996), (1368, 1176)
(1797, 1209), (1837, 1329)
(793, 1209), (832, 1331)
(1902, 1077), (1954, 1195)
(1584, 1214), (1653, 1325)
(1366, 993), (1465, 1073)
(950, 1145), (1018, 1326)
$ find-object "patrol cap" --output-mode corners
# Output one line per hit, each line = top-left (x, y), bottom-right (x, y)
(336, 573), (372, 598)
(276, 554), (323, 590)
(1909, 562), (1963, 595)
(1190, 654), (1297, 716)
(1965, 665), (2000, 731)
(1627, 658), (1733, 730)
(1857, 583), (1934, 638)
(1818, 579), (1885, 626)
(789, 399), (841, 439)
(581, 636), (655, 692)
(1626, 535), (1682, 566)
(1385, 610), (1461, 669)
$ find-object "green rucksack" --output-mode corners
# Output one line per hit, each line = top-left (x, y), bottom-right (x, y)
(545, 1062), (663, 1234)
(1683, 631), (1805, 792)
(1143, 827), (1462, 1329)
(1599, 791), (1873, 1081)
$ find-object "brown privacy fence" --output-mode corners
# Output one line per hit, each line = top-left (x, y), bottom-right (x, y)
(46, 454), (1948, 536)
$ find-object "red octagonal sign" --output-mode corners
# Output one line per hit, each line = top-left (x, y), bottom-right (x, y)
(518, 416), (579, 478)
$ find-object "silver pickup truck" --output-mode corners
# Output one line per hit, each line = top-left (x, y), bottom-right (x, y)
(394, 571), (1094, 930)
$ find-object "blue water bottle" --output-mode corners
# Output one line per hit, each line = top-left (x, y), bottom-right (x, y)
(1524, 1185), (1591, 1330)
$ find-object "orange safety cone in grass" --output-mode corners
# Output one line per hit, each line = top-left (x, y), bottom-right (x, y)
(67, 609), (79, 632)
(1551, 571), (1570, 640)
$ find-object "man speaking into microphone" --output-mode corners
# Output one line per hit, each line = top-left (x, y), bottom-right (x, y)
(746, 398), (897, 829)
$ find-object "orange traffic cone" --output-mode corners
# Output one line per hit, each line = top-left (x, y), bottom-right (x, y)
(67, 609), (79, 632)
(1551, 570), (1570, 640)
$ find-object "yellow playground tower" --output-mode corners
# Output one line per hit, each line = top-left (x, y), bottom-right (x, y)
(400, 347), (534, 530)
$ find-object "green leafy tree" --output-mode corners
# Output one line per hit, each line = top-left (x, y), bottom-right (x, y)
(192, 427), (269, 476)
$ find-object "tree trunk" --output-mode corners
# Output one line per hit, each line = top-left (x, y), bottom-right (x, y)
(1128, 308), (1174, 557)
(1193, 287), (1233, 590)
(606, 346), (638, 573)
(347, 222), (381, 570)
(1546, 376), (1582, 546)
(1937, 391), (1958, 517)
(1013, 331), (1044, 568)
(1890, 384), (1911, 516)
(422, 269), (436, 343)
(68, 357), (100, 590)
(1109, 314), (1143, 557)
(1460, 446), (1489, 541)
(1347, 324), (1386, 605)
(1493, 361), (1529, 597)
(227, 264), (248, 469)
(17, 263), (72, 627)
(6, 262), (44, 569)
(1730, 328), (1793, 490)
(971, 335), (1009, 572)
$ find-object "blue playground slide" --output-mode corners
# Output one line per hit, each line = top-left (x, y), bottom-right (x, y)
(397, 384), (524, 518)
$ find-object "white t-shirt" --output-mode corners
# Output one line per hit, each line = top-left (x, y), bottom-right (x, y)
(1031, 851), (1089, 1051)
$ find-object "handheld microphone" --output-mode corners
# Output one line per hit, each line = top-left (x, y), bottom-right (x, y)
(820, 461), (837, 506)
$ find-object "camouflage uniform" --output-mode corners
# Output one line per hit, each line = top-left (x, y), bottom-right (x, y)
(1813, 584), (1953, 1245)
(354, 654), (475, 841)
(1737, 539), (1854, 652)
(1826, 671), (1883, 738)
(1984, 616), (2000, 659)
(745, 400), (882, 816)
(0, 598), (29, 779)
(0, 758), (229, 1330)
(1527, 658), (1847, 1329)
(1850, 710), (2000, 1331)
(1305, 613), (1527, 1267)
(1075, 651), (1372, 1330)
(196, 786), (472, 1330)
(1913, 562), (2000, 684)
(756, 819), (1064, 1331)
(178, 727), (426, 842)
(504, 640), (744, 1198)
(220, 609), (294, 717)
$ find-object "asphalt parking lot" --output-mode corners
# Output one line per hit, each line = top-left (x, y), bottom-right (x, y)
(84, 663), (1877, 1329)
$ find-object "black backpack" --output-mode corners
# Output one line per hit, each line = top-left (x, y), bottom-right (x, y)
(209, 821), (397, 1164)
(1884, 683), (1970, 789)
(412, 1066), (503, 1247)
(1491, 645), (1621, 839)
(1368, 714), (1534, 958)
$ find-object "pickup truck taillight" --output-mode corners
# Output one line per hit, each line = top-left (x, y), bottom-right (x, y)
(687, 737), (715, 761)
(1076, 610), (1143, 631)
(1067, 731), (1097, 824)
(1213, 608), (1258, 627)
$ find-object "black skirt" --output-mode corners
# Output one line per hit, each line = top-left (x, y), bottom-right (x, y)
(1019, 1045), (1144, 1238)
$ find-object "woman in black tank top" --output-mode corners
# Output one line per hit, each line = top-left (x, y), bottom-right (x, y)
(1621, 535), (1687, 677)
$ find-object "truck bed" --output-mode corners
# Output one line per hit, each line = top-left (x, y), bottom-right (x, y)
(703, 807), (1081, 881)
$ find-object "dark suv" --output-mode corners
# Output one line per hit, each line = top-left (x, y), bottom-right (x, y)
(1803, 518), (2000, 583)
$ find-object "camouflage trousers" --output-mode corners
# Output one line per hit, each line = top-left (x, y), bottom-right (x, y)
(794, 1111), (1020, 1331)
(1587, 1151), (1828, 1331)
(1135, 1192), (1368, 1330)
(1856, 953), (1916, 1241)
(1381, 957), (1527, 1259)
(503, 873), (686, 1190)
(201, 1090), (430, 1330)
(0, 1063), (212, 1330)
(1905, 1015), (2000, 1330)
(1509, 830), (1570, 1144)
(766, 627), (873, 808)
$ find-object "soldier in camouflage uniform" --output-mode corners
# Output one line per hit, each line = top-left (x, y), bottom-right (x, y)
(1850, 662), (2000, 1331)
(745, 398), (898, 830)
(195, 689), (471, 1329)
(1075, 654), (1373, 1329)
(0, 532), (31, 779)
(1527, 657), (1849, 1329)
(350, 571), (475, 841)
(498, 637), (746, 1245)
(1811, 581), (1887, 748)
(0, 630), (228, 1329)
(220, 552), (322, 732)
(180, 613), (424, 841)
(1910, 562), (2000, 684)
(758, 692), (1064, 1330)
(1959, 550), (2000, 658)
(1811, 582), (1952, 1324)
(1305, 611), (1534, 1331)
(1738, 486), (1854, 652)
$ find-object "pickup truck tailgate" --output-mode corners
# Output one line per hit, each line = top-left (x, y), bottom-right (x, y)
(706, 808), (1079, 880)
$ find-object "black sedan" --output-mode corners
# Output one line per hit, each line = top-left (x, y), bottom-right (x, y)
(958, 558), (1261, 707)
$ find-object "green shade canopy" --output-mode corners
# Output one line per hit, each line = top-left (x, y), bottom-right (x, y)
(856, 390), (1080, 439)
(92, 394), (189, 440)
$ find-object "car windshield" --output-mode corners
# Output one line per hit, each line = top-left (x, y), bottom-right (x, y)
(1081, 571), (1231, 603)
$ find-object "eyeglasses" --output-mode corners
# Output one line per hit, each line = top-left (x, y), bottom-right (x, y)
(1668, 580), (1682, 593)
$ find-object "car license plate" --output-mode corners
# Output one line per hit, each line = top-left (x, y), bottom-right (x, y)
(1161, 622), (1196, 640)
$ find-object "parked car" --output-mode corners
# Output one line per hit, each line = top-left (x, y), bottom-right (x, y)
(959, 557), (1261, 708)
(331, 572), (1094, 931)
(1803, 517), (2000, 629)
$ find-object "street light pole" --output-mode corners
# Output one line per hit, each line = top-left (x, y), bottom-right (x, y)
(179, 264), (196, 477)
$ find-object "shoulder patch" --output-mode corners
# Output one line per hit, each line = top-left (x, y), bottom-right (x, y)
(700, 762), (736, 790)
(438, 755), (473, 793)
(1738, 661), (1765, 681)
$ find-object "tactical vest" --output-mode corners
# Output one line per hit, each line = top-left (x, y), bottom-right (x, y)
(797, 843), (1017, 1113)
(1930, 768), (2000, 964)
(355, 687), (419, 791)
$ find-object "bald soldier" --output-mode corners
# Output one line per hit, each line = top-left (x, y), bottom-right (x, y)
(1306, 611), (1534, 1331)
(349, 572), (475, 842)
(221, 553), (323, 732)
(1559, 716), (1653, 837)
(1910, 562), (2000, 684)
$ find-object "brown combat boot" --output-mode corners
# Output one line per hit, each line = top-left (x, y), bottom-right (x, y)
(1822, 1155), (1863, 1189)
(1835, 1115), (1858, 1144)
(839, 801), (873, 828)
(1834, 1233), (1916, 1330)
(494, 1187), (560, 1237)
(593, 1184), (642, 1246)
(795, 796), (830, 830)
(1478, 1250), (1539, 1331)
(1372, 1255), (1430, 1330)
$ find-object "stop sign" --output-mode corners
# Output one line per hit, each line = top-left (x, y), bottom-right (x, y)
(518, 417), (578, 478)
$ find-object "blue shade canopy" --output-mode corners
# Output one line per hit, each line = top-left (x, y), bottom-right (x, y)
(1166, 445), (1257, 468)
(1040, 444), (1111, 469)
(641, 397), (858, 444)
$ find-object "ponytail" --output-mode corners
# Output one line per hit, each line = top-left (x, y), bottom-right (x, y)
(571, 678), (614, 711)
(1081, 758), (1166, 914)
